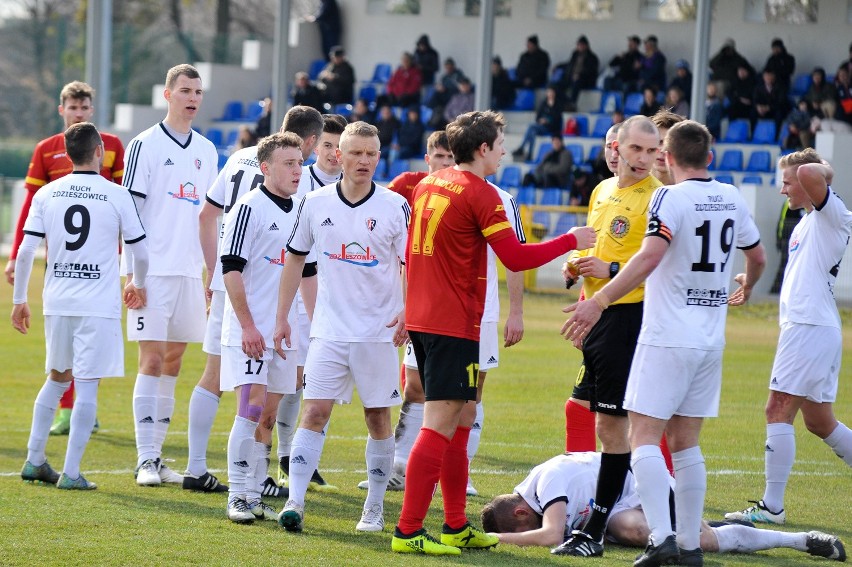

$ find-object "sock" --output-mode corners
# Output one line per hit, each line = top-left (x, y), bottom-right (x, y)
(632, 444), (674, 545)
(583, 452), (631, 540)
(467, 402), (484, 461)
(276, 392), (301, 460)
(186, 386), (220, 477)
(133, 374), (159, 465)
(823, 421), (852, 467)
(398, 428), (450, 534)
(27, 379), (71, 466)
(565, 399), (596, 452)
(660, 434), (674, 475)
(712, 524), (807, 553)
(245, 441), (267, 501)
(63, 379), (98, 479)
(762, 422), (795, 512)
(154, 374), (177, 457)
(227, 415), (258, 496)
(364, 435), (395, 508)
(441, 426), (471, 530)
(672, 446), (705, 551)
(59, 379), (75, 410)
(288, 428), (325, 506)
(393, 401), (423, 470)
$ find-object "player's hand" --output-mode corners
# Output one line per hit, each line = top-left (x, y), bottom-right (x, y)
(503, 312), (524, 347)
(273, 320), (292, 359)
(387, 309), (408, 347)
(568, 226), (596, 250)
(4, 259), (15, 285)
(573, 256), (609, 279)
(728, 273), (753, 306)
(560, 299), (603, 343)
(124, 282), (147, 310)
(241, 324), (266, 360)
(11, 303), (30, 334)
(205, 272), (214, 303)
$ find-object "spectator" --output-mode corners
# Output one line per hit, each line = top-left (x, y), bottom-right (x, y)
(605, 35), (643, 93)
(426, 58), (467, 125)
(254, 97), (272, 137)
(310, 0), (341, 61)
(611, 109), (625, 125)
(553, 35), (599, 111)
(834, 65), (852, 125)
(319, 46), (355, 106)
(373, 104), (400, 163)
(709, 38), (755, 96)
(811, 99), (852, 135)
(669, 59), (693, 102)
(666, 86), (690, 118)
(515, 34), (551, 89)
(349, 97), (375, 124)
(491, 56), (516, 109)
(764, 38), (795, 91)
(443, 77), (475, 125)
(511, 86), (563, 161)
(638, 35), (667, 92)
(727, 64), (756, 121)
(382, 52), (422, 108)
(804, 67), (836, 118)
(705, 82), (724, 141)
(784, 99), (813, 150)
(839, 42), (852, 75)
(234, 125), (257, 151)
(292, 71), (325, 112)
(413, 34), (439, 86)
(396, 107), (425, 159)
(639, 86), (662, 117)
(521, 135), (574, 189)
(753, 68), (788, 130)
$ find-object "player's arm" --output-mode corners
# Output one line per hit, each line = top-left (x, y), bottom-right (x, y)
(298, 262), (318, 320)
(386, 261), (408, 347)
(123, 238), (150, 310)
(11, 233), (42, 334)
(273, 250), (307, 357)
(199, 199), (223, 296)
(223, 265), (265, 360)
(797, 161), (833, 209)
(489, 226), (595, 272)
(729, 242), (767, 306)
(494, 500), (567, 547)
(6, 144), (47, 285)
(504, 269), (524, 347)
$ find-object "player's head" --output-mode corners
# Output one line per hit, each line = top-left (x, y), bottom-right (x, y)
(58, 81), (95, 130)
(338, 121), (381, 185)
(424, 130), (453, 173)
(612, 115), (659, 183)
(281, 105), (324, 159)
(164, 64), (203, 125)
(778, 147), (823, 211)
(663, 120), (713, 173)
(446, 110), (505, 174)
(604, 123), (621, 174)
(314, 113), (348, 176)
(481, 493), (541, 534)
(651, 109), (685, 179)
(257, 131), (304, 197)
(64, 122), (103, 167)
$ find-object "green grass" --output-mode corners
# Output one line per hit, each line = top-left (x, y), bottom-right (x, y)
(0, 265), (850, 566)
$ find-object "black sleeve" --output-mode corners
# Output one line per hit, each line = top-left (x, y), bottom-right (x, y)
(221, 254), (247, 274)
(302, 261), (318, 278)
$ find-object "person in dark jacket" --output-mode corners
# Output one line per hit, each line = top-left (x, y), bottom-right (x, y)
(709, 38), (755, 95)
(491, 56), (516, 109)
(638, 35), (667, 93)
(522, 135), (574, 189)
(319, 46), (355, 105)
(512, 86), (563, 161)
(292, 72), (324, 112)
(727, 64), (756, 121)
(553, 35), (599, 110)
(764, 38), (795, 91)
(515, 35), (551, 89)
(605, 35), (643, 93)
(413, 34), (439, 86)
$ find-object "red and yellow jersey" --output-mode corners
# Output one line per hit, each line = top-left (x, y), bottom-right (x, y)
(388, 170), (427, 208)
(405, 168), (514, 341)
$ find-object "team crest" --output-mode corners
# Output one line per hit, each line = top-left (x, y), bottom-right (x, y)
(610, 216), (630, 238)
(365, 218), (377, 231)
(195, 158), (202, 170)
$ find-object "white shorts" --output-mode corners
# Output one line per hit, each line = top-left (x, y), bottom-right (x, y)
(202, 290), (225, 356)
(127, 275), (206, 343)
(624, 344), (723, 419)
(45, 315), (124, 379)
(769, 322), (841, 403)
(303, 339), (402, 407)
(220, 345), (299, 395)
(403, 321), (499, 370)
(297, 311), (311, 367)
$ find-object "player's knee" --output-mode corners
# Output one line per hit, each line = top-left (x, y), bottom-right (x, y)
(802, 414), (837, 439)
(300, 403), (331, 430)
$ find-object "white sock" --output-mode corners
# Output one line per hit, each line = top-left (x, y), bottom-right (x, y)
(187, 386), (220, 476)
(672, 446), (705, 551)
(245, 441), (267, 501)
(364, 435), (395, 508)
(632, 444), (674, 545)
(27, 379), (71, 466)
(467, 402), (484, 460)
(763, 422), (795, 512)
(133, 374), (159, 465)
(823, 421), (852, 467)
(712, 524), (807, 553)
(63, 379), (98, 479)
(276, 392), (301, 460)
(393, 401), (423, 470)
(288, 428), (325, 506)
(227, 416), (258, 497)
(154, 374), (177, 457)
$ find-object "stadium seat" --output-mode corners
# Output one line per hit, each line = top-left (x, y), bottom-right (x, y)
(510, 89), (536, 111)
(591, 115), (613, 138)
(790, 73), (812, 98)
(485, 174), (497, 184)
(573, 115), (589, 137)
(206, 128), (224, 147)
(334, 103), (353, 116)
(742, 175), (763, 185)
(308, 59), (327, 81)
(550, 67), (565, 84)
(778, 122), (790, 145)
(565, 143), (584, 165)
(499, 165), (522, 189)
(529, 142), (553, 165)
(540, 187), (563, 205)
(623, 92), (643, 115)
(751, 120), (777, 145)
(707, 148), (717, 171)
(244, 100), (264, 122)
(599, 90), (622, 113)
(722, 118), (749, 143)
(718, 149), (744, 171)
(220, 100), (244, 121)
(587, 144), (602, 164)
(387, 158), (409, 180)
(532, 210), (551, 232)
(373, 159), (387, 181)
(419, 105), (432, 125)
(515, 186), (536, 205)
(745, 150), (772, 172)
(554, 212), (579, 235)
(358, 85), (377, 104)
(507, 67), (517, 82)
(715, 174), (734, 185)
(217, 151), (229, 170)
(370, 63), (393, 84)
(225, 130), (239, 148)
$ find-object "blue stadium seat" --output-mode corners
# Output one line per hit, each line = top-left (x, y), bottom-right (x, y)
(707, 148), (717, 171)
(540, 188), (563, 205)
(334, 103), (353, 116)
(751, 120), (777, 145)
(244, 100), (264, 122)
(587, 145), (602, 163)
(572, 115), (589, 137)
(206, 128), (224, 147)
(554, 212), (579, 235)
(515, 186), (536, 205)
(371, 63), (393, 84)
(623, 92), (643, 115)
(742, 175), (763, 185)
(485, 174), (497, 184)
(373, 159), (387, 181)
(715, 174), (734, 185)
(591, 115), (613, 138)
(419, 105), (432, 125)
(510, 89), (536, 111)
(529, 142), (553, 165)
(565, 143), (584, 165)
(718, 149), (744, 171)
(745, 150), (772, 172)
(599, 90), (622, 113)
(532, 210), (551, 231)
(225, 130), (239, 148)
(778, 122), (790, 144)
(387, 158), (409, 180)
(507, 67), (517, 82)
(308, 59), (327, 81)
(358, 85), (377, 104)
(217, 151), (229, 170)
(722, 119), (749, 143)
(790, 73), (812, 98)
(220, 100), (244, 121)
(499, 165), (522, 189)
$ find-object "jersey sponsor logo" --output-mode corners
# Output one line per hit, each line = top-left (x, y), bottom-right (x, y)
(164, 158), (174, 166)
(685, 287), (728, 307)
(195, 158), (202, 170)
(269, 222), (279, 231)
(320, 217), (334, 227)
(789, 238), (800, 252)
(264, 249), (287, 267)
(610, 215), (630, 238)
(597, 402), (617, 409)
(365, 218), (377, 231)
(323, 242), (379, 267)
(53, 262), (101, 279)
(168, 181), (201, 205)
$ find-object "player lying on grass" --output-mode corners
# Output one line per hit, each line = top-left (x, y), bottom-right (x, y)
(481, 452), (846, 562)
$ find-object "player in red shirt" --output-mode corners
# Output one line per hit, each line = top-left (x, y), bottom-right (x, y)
(6, 81), (125, 435)
(392, 110), (596, 555)
(387, 130), (455, 208)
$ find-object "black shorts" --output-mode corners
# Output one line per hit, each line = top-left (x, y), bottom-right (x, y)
(579, 302), (643, 416)
(409, 330), (479, 402)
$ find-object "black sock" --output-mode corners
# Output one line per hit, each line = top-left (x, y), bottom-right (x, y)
(583, 452), (632, 540)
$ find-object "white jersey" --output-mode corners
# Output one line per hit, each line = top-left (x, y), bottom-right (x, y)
(482, 185), (525, 323)
(780, 188), (852, 329)
(220, 186), (305, 346)
(641, 179), (761, 350)
(205, 145), (263, 292)
(123, 123), (218, 277)
(302, 164), (342, 195)
(287, 182), (410, 341)
(24, 171), (146, 318)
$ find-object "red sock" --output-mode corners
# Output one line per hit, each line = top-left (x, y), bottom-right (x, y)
(398, 427), (449, 534)
(565, 399), (595, 452)
(59, 380), (75, 410)
(660, 434), (674, 475)
(441, 426), (471, 530)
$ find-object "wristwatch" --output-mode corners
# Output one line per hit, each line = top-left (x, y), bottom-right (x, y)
(609, 262), (620, 279)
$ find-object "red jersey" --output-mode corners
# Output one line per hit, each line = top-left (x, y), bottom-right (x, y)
(388, 170), (427, 208)
(12, 132), (125, 259)
(405, 168), (514, 341)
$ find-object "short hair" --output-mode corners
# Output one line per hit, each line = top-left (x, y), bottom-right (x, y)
(651, 109), (685, 132)
(446, 110), (505, 165)
(606, 123), (621, 141)
(256, 132), (303, 166)
(59, 81), (95, 106)
(778, 147), (822, 170)
(322, 113), (348, 135)
(481, 494), (526, 534)
(64, 122), (102, 165)
(426, 130), (450, 154)
(340, 121), (379, 150)
(617, 115), (658, 145)
(165, 64), (201, 90)
(282, 105), (324, 141)
(665, 120), (712, 170)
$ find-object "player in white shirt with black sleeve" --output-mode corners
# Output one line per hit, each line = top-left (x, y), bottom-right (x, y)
(14, 122), (148, 490)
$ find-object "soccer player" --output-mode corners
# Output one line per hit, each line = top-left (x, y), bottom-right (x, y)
(726, 149), (852, 525)
(184, 105), (324, 495)
(123, 64), (219, 487)
(220, 132), (310, 523)
(7, 80), (125, 436)
(562, 120), (766, 566)
(392, 110), (596, 556)
(553, 116), (663, 558)
(650, 110), (685, 186)
(481, 453), (846, 562)
(15, 122), (148, 490)
(273, 121), (410, 533)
